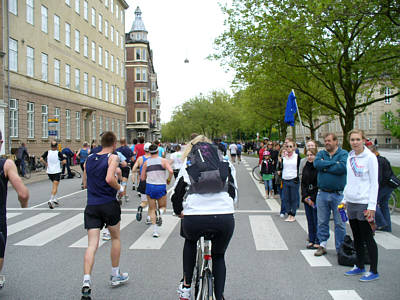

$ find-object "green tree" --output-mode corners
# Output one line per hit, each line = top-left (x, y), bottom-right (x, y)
(381, 99), (400, 139)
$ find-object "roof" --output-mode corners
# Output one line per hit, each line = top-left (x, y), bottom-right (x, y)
(130, 6), (147, 33)
(117, 0), (129, 9)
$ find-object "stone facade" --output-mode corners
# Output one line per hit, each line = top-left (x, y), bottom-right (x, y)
(2, 0), (129, 156)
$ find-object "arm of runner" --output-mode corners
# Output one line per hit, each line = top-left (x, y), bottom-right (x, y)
(163, 158), (174, 184)
(140, 161), (148, 182)
(82, 161), (87, 189)
(58, 152), (66, 165)
(131, 156), (141, 173)
(106, 154), (124, 194)
(4, 159), (29, 208)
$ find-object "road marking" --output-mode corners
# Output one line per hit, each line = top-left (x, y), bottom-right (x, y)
(391, 215), (400, 226)
(329, 290), (362, 300)
(249, 215), (288, 250)
(30, 189), (85, 208)
(7, 212), (22, 219)
(129, 215), (179, 250)
(246, 167), (252, 171)
(300, 250), (332, 267)
(374, 231), (400, 249)
(69, 214), (136, 248)
(249, 172), (281, 212)
(296, 215), (335, 250)
(8, 213), (59, 236)
(15, 213), (83, 246)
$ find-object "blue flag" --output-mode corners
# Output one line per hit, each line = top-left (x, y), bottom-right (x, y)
(284, 91), (297, 126)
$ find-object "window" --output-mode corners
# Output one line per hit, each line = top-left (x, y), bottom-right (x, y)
(105, 82), (109, 101)
(9, 38), (18, 72)
(9, 99), (18, 137)
(135, 48), (141, 60)
(110, 0), (114, 13)
(9, 0), (17, 15)
(116, 58), (119, 74)
(26, 0), (34, 25)
(385, 137), (392, 144)
(117, 121), (120, 139)
(83, 36), (88, 57)
(75, 0), (80, 14)
(135, 67), (147, 81)
(83, 72), (88, 95)
(54, 15), (60, 40)
(76, 111), (81, 139)
(98, 46), (103, 65)
(135, 88), (147, 102)
(99, 115), (103, 134)
(65, 0), (70, 6)
(110, 55), (114, 72)
(121, 62), (124, 78)
(98, 14), (102, 32)
(55, 108), (60, 139)
(105, 51), (109, 69)
(41, 53), (48, 81)
(116, 31), (119, 47)
(151, 81), (156, 92)
(110, 26), (114, 42)
(91, 76), (96, 97)
(369, 112), (372, 129)
(105, 118), (109, 131)
(105, 0), (109, 8)
(26, 46), (34, 77)
(65, 64), (71, 88)
(75, 30), (80, 52)
(42, 105), (48, 138)
(83, 0), (88, 20)
(364, 113), (368, 130)
(92, 113), (96, 139)
(66, 109), (71, 139)
(121, 10), (124, 24)
(116, 5), (118, 19)
(142, 68), (147, 81)
(65, 23), (71, 47)
(105, 20), (109, 38)
(116, 87), (120, 105)
(99, 79), (103, 99)
(384, 87), (392, 104)
(41, 5), (48, 33)
(26, 102), (35, 138)
(111, 119), (115, 132)
(91, 41), (96, 61)
(136, 110), (147, 123)
(384, 112), (392, 129)
(120, 36), (123, 49)
(54, 59), (60, 85)
(75, 68), (80, 91)
(111, 85), (114, 103)
(91, 8), (96, 27)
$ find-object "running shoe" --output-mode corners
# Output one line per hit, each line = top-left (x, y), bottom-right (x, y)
(145, 216), (151, 225)
(53, 198), (59, 206)
(132, 185), (136, 191)
(137, 192), (141, 197)
(152, 231), (160, 238)
(102, 232), (111, 241)
(48, 200), (54, 209)
(81, 280), (91, 299)
(0, 275), (5, 289)
(360, 272), (379, 282)
(110, 272), (129, 287)
(177, 282), (191, 300)
(156, 209), (162, 226)
(345, 265), (366, 276)
(136, 206), (143, 221)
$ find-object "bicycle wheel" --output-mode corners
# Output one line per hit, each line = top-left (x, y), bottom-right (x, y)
(23, 164), (31, 179)
(252, 166), (262, 182)
(72, 169), (82, 178)
(201, 269), (214, 300)
(389, 192), (397, 214)
(193, 243), (203, 299)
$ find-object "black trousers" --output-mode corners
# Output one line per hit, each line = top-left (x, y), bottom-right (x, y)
(182, 214), (234, 300)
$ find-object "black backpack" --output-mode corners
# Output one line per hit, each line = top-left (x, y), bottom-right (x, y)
(186, 142), (229, 194)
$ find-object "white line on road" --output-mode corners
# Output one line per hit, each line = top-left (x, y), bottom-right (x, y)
(246, 167), (252, 171)
(296, 215), (335, 250)
(248, 171), (281, 212)
(300, 250), (332, 267)
(329, 290), (362, 300)
(374, 231), (400, 249)
(129, 215), (179, 250)
(15, 213), (83, 246)
(30, 189), (86, 209)
(7, 212), (22, 219)
(8, 213), (59, 236)
(69, 214), (136, 248)
(391, 215), (400, 226)
(249, 215), (288, 250)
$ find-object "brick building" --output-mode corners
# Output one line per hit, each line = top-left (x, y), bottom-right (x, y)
(125, 6), (161, 142)
(1, 0), (129, 156)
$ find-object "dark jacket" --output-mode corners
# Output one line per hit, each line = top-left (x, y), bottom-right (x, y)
(377, 155), (395, 190)
(261, 158), (275, 175)
(314, 147), (348, 191)
(301, 161), (318, 202)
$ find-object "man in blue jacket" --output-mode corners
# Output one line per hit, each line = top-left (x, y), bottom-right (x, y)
(314, 133), (348, 256)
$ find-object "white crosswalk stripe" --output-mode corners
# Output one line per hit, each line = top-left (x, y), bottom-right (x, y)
(6, 212), (22, 219)
(249, 215), (288, 250)
(300, 250), (332, 267)
(8, 213), (59, 236)
(374, 231), (400, 249)
(15, 213), (84, 246)
(329, 290), (363, 300)
(296, 215), (335, 250)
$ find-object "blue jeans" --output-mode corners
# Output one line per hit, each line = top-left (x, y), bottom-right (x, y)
(377, 186), (394, 232)
(304, 202), (319, 245)
(278, 182), (286, 214)
(282, 179), (299, 216)
(316, 190), (346, 252)
(263, 179), (273, 192)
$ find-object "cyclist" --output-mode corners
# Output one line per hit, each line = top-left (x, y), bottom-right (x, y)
(117, 138), (135, 202)
(171, 135), (237, 300)
(0, 129), (29, 289)
(132, 142), (152, 224)
(40, 141), (66, 209)
(81, 131), (128, 299)
(141, 144), (173, 238)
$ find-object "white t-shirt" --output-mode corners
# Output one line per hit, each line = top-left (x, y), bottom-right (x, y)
(229, 144), (238, 155)
(282, 153), (298, 180)
(45, 150), (62, 174)
(170, 151), (184, 170)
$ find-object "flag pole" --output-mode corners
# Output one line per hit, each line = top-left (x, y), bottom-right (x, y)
(292, 90), (308, 148)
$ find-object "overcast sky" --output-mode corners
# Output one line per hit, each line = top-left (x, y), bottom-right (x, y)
(124, 0), (234, 122)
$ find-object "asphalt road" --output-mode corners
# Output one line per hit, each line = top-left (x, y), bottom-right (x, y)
(3, 156), (400, 300)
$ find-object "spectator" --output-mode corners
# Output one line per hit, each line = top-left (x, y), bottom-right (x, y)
(78, 142), (90, 188)
(258, 142), (266, 165)
(15, 143), (29, 177)
(61, 146), (74, 178)
(261, 151), (275, 199)
(342, 129), (379, 282)
(276, 146), (287, 217)
(299, 140), (318, 181)
(314, 133), (348, 256)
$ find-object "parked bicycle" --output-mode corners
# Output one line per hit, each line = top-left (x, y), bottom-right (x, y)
(60, 169), (82, 180)
(252, 165), (262, 182)
(28, 155), (46, 172)
(389, 174), (400, 214)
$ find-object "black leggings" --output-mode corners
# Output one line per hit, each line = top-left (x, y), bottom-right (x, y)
(349, 219), (378, 274)
(182, 214), (234, 300)
(80, 162), (85, 172)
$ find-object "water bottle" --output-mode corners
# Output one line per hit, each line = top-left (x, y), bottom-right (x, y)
(338, 204), (348, 222)
(187, 159), (191, 167)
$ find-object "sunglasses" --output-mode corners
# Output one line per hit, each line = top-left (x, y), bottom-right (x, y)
(287, 145), (293, 148)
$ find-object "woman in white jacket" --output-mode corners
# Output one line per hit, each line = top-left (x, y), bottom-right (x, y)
(342, 129), (379, 282)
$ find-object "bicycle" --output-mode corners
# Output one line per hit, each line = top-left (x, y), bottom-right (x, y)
(252, 165), (262, 182)
(389, 174), (400, 214)
(192, 233), (215, 300)
(60, 168), (82, 179)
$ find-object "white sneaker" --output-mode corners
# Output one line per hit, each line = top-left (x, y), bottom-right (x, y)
(0, 275), (5, 289)
(177, 282), (191, 300)
(53, 198), (59, 206)
(152, 231), (159, 238)
(280, 213), (285, 218)
(102, 231), (111, 241)
(47, 200), (54, 209)
(145, 217), (151, 225)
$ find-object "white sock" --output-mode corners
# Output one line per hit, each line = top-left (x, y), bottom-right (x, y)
(50, 195), (54, 201)
(83, 274), (91, 283)
(159, 208), (165, 215)
(152, 224), (158, 232)
(104, 228), (110, 234)
(111, 266), (120, 277)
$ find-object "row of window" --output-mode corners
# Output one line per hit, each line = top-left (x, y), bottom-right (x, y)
(9, 99), (123, 140)
(9, 38), (124, 105)
(65, 0), (124, 24)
